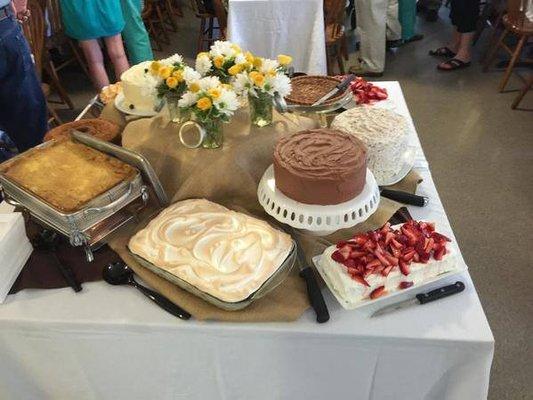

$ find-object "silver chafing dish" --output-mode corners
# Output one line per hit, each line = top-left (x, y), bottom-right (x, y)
(0, 131), (168, 261)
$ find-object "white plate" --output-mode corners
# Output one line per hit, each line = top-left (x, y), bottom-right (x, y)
(376, 145), (417, 186)
(257, 166), (380, 236)
(114, 92), (157, 117)
(312, 243), (468, 316)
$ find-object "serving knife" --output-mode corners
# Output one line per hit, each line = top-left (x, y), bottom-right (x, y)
(286, 228), (330, 323)
(312, 74), (356, 106)
(379, 188), (429, 207)
(371, 281), (465, 317)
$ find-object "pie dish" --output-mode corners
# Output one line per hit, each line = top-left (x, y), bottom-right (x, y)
(0, 140), (136, 213)
(284, 75), (344, 106)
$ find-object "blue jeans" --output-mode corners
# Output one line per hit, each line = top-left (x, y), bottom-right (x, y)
(0, 12), (47, 153)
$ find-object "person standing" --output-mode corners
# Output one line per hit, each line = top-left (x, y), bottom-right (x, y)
(120, 0), (153, 64)
(399, 0), (424, 43)
(59, 0), (130, 89)
(0, 0), (47, 157)
(349, 0), (403, 76)
(429, 0), (480, 71)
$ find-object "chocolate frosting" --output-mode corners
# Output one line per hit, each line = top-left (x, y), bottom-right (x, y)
(273, 129), (367, 205)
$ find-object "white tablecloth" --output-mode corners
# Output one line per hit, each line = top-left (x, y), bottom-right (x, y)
(0, 82), (493, 400)
(227, 0), (327, 75)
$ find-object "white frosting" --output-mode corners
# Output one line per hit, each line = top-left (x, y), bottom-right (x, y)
(319, 225), (458, 307)
(128, 199), (293, 303)
(120, 61), (158, 111)
(331, 106), (408, 183)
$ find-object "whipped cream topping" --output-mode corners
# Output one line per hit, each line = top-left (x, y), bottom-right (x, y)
(319, 225), (458, 308)
(128, 199), (293, 303)
(332, 106), (408, 183)
(274, 129), (366, 180)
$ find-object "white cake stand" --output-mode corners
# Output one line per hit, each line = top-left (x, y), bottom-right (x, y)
(257, 166), (380, 236)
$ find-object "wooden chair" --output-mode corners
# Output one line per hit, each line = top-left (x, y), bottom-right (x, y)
(43, 0), (89, 110)
(23, 0), (62, 126)
(324, 0), (348, 75)
(483, 0), (533, 93)
(143, 0), (172, 50)
(190, 0), (219, 52)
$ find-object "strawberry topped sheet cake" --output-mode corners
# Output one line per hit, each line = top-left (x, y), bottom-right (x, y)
(318, 220), (459, 308)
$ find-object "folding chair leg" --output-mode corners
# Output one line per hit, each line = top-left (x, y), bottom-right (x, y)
(511, 75), (533, 109)
(45, 61), (74, 110)
(483, 28), (507, 72)
(499, 34), (527, 92)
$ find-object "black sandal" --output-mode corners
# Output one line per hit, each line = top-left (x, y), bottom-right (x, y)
(429, 47), (456, 58)
(437, 58), (471, 71)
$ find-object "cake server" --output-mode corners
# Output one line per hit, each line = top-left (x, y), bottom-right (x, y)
(379, 188), (429, 207)
(371, 281), (465, 317)
(312, 74), (356, 106)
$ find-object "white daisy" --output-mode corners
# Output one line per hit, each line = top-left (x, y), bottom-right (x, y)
(178, 91), (199, 108)
(195, 54), (212, 76)
(259, 58), (280, 74)
(199, 76), (221, 91)
(161, 53), (183, 66)
(234, 53), (247, 65)
(270, 73), (292, 97)
(214, 89), (240, 115)
(183, 66), (201, 84)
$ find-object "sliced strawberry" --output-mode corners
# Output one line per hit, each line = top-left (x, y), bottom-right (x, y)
(391, 247), (401, 258)
(336, 240), (348, 248)
(338, 245), (351, 260)
(374, 250), (391, 266)
(384, 253), (399, 266)
(402, 250), (416, 262)
(350, 273), (370, 287)
(384, 231), (394, 246)
(382, 265), (393, 277)
(434, 246), (446, 260)
(399, 281), (414, 289)
(424, 238), (435, 253)
(413, 252), (420, 262)
(432, 232), (451, 242)
(343, 258), (356, 268)
(349, 250), (366, 259)
(399, 260), (410, 275)
(354, 235), (368, 246)
(366, 259), (382, 269)
(331, 251), (345, 263)
(381, 222), (391, 233)
(374, 265), (385, 275)
(390, 238), (403, 249)
(370, 286), (387, 299)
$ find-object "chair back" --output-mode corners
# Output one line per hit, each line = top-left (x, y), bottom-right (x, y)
(507, 0), (532, 28)
(212, 0), (227, 36)
(45, 0), (64, 34)
(23, 0), (46, 77)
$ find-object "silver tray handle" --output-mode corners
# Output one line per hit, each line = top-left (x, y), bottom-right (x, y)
(0, 186), (23, 208)
(83, 183), (133, 215)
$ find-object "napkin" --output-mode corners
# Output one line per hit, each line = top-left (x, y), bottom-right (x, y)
(0, 212), (32, 302)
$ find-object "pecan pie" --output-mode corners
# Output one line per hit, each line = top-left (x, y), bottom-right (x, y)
(285, 75), (345, 106)
(1, 140), (136, 213)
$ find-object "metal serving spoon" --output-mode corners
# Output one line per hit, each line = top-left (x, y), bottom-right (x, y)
(103, 262), (191, 320)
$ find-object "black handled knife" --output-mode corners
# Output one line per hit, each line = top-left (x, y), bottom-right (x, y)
(380, 188), (429, 207)
(371, 281), (465, 317)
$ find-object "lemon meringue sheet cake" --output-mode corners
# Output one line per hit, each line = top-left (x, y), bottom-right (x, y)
(128, 199), (293, 303)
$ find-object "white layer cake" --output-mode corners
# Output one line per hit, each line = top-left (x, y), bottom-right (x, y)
(331, 106), (408, 183)
(120, 61), (158, 111)
(128, 199), (293, 303)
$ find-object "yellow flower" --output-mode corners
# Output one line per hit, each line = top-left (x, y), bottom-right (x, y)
(197, 52), (209, 58)
(245, 51), (255, 64)
(208, 88), (221, 99)
(267, 69), (276, 77)
(222, 83), (232, 90)
(252, 57), (263, 68)
(228, 64), (243, 76)
(213, 55), (224, 69)
(197, 97), (212, 111)
(231, 43), (241, 52)
(172, 69), (184, 82)
(166, 76), (178, 89)
(249, 71), (265, 87)
(150, 61), (161, 73)
(159, 66), (172, 79)
(277, 54), (292, 65)
(189, 82), (201, 93)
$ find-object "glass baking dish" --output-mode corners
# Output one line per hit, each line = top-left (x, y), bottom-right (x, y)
(128, 240), (297, 311)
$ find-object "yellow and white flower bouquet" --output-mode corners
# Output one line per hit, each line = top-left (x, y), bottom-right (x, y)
(232, 55), (293, 126)
(178, 76), (240, 148)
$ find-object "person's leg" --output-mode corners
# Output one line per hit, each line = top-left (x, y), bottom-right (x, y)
(104, 34), (130, 81)
(79, 39), (110, 90)
(352, 0), (388, 73)
(120, 0), (154, 64)
(398, 0), (417, 41)
(438, 0), (479, 69)
(386, 0), (402, 41)
(0, 18), (47, 153)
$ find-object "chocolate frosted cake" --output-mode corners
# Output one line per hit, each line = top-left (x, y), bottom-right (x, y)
(273, 129), (367, 205)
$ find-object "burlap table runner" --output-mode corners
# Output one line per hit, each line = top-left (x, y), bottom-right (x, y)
(104, 104), (421, 322)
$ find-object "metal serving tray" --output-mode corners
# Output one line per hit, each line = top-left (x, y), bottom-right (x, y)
(0, 140), (149, 261)
(128, 241), (297, 311)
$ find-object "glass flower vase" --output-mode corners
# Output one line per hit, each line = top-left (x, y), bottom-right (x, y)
(201, 118), (224, 149)
(249, 92), (274, 127)
(166, 94), (187, 123)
